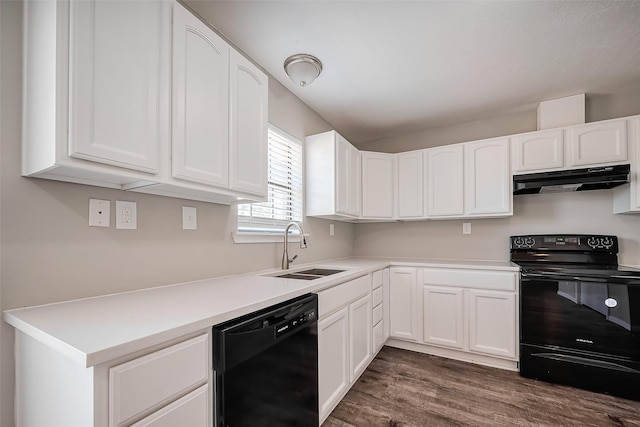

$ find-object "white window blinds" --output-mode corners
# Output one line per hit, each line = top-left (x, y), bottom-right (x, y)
(238, 125), (303, 233)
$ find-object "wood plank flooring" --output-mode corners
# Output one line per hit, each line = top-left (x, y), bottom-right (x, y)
(323, 346), (640, 427)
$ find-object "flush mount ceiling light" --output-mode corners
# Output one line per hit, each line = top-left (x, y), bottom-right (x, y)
(284, 54), (323, 87)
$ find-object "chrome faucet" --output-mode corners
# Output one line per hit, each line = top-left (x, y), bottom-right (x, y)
(282, 222), (307, 269)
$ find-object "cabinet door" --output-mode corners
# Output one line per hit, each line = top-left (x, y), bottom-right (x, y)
(349, 294), (372, 382)
(335, 135), (352, 216)
(425, 145), (464, 217)
(397, 151), (424, 218)
(422, 286), (465, 350)
(512, 129), (564, 173)
(68, 0), (165, 173)
(382, 268), (391, 342)
(172, 3), (229, 187)
(389, 268), (419, 341)
(568, 119), (627, 167)
(361, 152), (394, 218)
(318, 307), (349, 421)
(228, 49), (269, 196)
(349, 145), (362, 216)
(465, 137), (511, 216)
(130, 385), (208, 427)
(468, 290), (516, 359)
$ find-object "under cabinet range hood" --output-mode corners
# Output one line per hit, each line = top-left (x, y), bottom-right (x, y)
(513, 164), (630, 195)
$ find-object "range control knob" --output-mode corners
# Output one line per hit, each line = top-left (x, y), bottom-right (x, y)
(587, 236), (614, 249)
(513, 237), (535, 249)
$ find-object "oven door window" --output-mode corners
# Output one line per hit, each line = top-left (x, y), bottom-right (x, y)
(521, 278), (640, 360)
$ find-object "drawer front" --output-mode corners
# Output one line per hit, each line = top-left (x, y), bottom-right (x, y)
(373, 321), (384, 351)
(110, 334), (209, 426)
(130, 384), (209, 427)
(422, 268), (517, 292)
(372, 269), (383, 289)
(318, 275), (371, 318)
(372, 287), (383, 307)
(372, 304), (383, 325)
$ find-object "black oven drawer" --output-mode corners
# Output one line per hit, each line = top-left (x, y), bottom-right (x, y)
(521, 343), (640, 400)
(520, 277), (640, 360)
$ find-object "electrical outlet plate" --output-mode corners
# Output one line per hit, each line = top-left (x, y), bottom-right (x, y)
(116, 201), (137, 229)
(183, 207), (197, 230)
(89, 199), (110, 227)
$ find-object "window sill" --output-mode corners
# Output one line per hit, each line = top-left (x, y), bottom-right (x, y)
(232, 232), (307, 244)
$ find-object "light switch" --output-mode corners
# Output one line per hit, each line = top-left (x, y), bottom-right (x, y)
(183, 207), (197, 230)
(463, 222), (471, 235)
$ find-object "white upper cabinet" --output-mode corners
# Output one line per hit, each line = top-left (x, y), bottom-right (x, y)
(567, 118), (628, 167)
(464, 137), (511, 216)
(306, 131), (361, 219)
(23, 1), (268, 205)
(228, 49), (269, 196)
(614, 117), (640, 213)
(172, 3), (229, 187)
(512, 129), (564, 173)
(513, 118), (629, 175)
(396, 151), (424, 218)
(425, 145), (464, 217)
(361, 152), (395, 218)
(23, 0), (171, 188)
(68, 0), (164, 174)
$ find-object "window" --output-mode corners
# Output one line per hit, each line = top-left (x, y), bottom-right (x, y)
(237, 125), (303, 235)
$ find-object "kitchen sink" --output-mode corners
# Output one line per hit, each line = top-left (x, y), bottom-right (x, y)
(271, 268), (346, 280)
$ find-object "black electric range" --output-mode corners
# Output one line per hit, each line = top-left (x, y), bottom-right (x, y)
(511, 234), (640, 400)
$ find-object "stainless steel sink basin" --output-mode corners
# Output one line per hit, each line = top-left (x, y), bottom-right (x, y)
(272, 268), (346, 280)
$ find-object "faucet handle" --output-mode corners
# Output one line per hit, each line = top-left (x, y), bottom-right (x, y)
(289, 254), (298, 263)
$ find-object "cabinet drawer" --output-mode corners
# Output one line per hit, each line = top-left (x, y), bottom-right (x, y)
(373, 321), (384, 351)
(373, 304), (383, 325)
(130, 384), (209, 427)
(372, 270), (383, 289)
(372, 287), (383, 307)
(423, 268), (517, 291)
(319, 275), (371, 318)
(109, 334), (209, 426)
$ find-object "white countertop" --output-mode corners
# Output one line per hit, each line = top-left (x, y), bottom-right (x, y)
(3, 257), (518, 368)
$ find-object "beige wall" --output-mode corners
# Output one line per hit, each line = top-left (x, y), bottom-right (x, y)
(354, 190), (640, 266)
(0, 2), (350, 424)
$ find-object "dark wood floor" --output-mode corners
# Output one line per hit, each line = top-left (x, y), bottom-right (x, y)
(323, 346), (640, 427)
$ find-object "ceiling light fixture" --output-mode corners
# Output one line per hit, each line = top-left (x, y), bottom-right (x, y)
(284, 54), (323, 87)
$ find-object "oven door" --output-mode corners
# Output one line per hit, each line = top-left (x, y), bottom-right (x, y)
(520, 274), (640, 399)
(521, 274), (640, 359)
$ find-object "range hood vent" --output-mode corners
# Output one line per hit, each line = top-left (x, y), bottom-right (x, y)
(513, 164), (630, 195)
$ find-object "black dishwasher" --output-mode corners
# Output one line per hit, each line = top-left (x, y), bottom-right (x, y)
(213, 293), (318, 427)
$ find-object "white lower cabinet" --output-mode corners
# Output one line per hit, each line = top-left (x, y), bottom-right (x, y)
(468, 290), (516, 359)
(422, 286), (464, 350)
(130, 385), (208, 427)
(109, 334), (209, 426)
(318, 307), (350, 420)
(14, 331), (211, 427)
(317, 275), (373, 423)
(389, 267), (421, 341)
(421, 268), (518, 361)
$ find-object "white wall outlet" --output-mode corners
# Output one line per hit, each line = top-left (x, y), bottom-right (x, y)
(183, 206), (197, 230)
(89, 199), (110, 227)
(463, 222), (472, 235)
(116, 201), (137, 229)
(329, 223), (335, 236)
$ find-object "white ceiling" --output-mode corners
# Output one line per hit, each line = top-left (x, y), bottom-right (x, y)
(184, 0), (640, 144)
